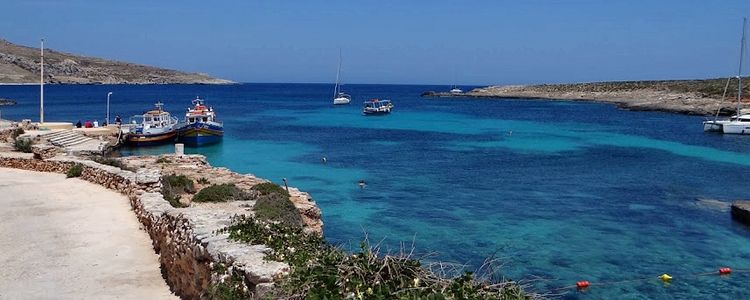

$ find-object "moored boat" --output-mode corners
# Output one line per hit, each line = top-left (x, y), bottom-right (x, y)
(362, 99), (393, 115)
(125, 102), (179, 146)
(177, 97), (224, 146)
(333, 49), (352, 105)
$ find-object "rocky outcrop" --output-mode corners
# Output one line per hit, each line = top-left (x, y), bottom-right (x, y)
(731, 201), (750, 226)
(0, 98), (16, 106)
(0, 39), (234, 84)
(0, 153), (321, 299)
(424, 78), (750, 116)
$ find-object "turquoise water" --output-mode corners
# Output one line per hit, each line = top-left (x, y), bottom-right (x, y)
(2, 84), (750, 298)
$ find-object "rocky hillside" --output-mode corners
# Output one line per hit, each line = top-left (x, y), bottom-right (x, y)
(425, 78), (750, 116)
(0, 39), (233, 84)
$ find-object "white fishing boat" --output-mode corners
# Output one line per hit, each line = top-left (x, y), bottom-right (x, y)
(449, 85), (463, 94)
(704, 18), (749, 134)
(333, 50), (351, 105)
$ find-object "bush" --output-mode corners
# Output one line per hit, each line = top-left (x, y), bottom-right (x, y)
(251, 182), (289, 196)
(224, 217), (533, 300)
(66, 163), (83, 178)
(156, 157), (171, 164)
(192, 183), (251, 203)
(197, 177), (210, 184)
(253, 192), (303, 228)
(13, 138), (32, 153)
(93, 156), (136, 172)
(11, 127), (24, 139)
(161, 174), (195, 208)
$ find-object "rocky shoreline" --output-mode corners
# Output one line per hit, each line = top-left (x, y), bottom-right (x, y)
(423, 78), (750, 116)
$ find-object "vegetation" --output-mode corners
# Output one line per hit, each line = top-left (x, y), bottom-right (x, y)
(197, 177), (210, 184)
(156, 157), (171, 164)
(221, 216), (533, 300)
(13, 138), (32, 153)
(11, 127), (24, 139)
(207, 264), (248, 300)
(66, 163), (83, 178)
(161, 174), (196, 208)
(192, 183), (252, 203)
(251, 182), (301, 228)
(92, 156), (136, 172)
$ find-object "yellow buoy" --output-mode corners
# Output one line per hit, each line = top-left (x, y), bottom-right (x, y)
(659, 274), (673, 282)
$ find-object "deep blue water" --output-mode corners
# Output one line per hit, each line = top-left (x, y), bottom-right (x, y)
(2, 83), (750, 299)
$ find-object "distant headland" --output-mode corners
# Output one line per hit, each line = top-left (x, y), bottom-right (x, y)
(0, 39), (234, 84)
(424, 78), (750, 116)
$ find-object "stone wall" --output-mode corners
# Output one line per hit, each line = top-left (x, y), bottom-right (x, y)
(0, 155), (294, 299)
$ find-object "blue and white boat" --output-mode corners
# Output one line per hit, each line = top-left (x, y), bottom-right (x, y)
(124, 102), (179, 146)
(362, 99), (393, 115)
(177, 97), (224, 146)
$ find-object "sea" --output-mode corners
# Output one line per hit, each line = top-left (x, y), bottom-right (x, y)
(1, 83), (749, 299)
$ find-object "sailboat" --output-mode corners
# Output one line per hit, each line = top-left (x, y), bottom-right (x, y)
(333, 50), (352, 105)
(704, 18), (750, 134)
(450, 85), (463, 94)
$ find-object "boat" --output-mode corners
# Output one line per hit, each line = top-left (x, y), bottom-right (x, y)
(333, 49), (352, 105)
(450, 85), (463, 94)
(362, 99), (393, 115)
(125, 102), (179, 146)
(704, 18), (750, 134)
(177, 97), (224, 146)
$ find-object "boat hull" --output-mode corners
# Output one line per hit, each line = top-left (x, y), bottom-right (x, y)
(722, 123), (750, 134)
(178, 123), (224, 146)
(125, 131), (177, 146)
(333, 97), (351, 105)
(703, 121), (725, 132)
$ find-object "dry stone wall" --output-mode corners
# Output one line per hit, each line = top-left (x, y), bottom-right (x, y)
(0, 155), (301, 299)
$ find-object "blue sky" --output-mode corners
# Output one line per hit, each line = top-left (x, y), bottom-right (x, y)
(2, 0), (750, 85)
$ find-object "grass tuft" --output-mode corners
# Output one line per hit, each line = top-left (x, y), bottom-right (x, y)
(161, 174), (195, 208)
(66, 163), (83, 178)
(192, 183), (251, 203)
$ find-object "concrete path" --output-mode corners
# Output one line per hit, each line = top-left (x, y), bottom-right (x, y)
(0, 168), (175, 299)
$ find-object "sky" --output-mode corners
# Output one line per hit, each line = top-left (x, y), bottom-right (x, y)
(2, 0), (750, 85)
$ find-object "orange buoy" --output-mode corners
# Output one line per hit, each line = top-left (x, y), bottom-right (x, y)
(576, 281), (590, 289)
(719, 267), (732, 275)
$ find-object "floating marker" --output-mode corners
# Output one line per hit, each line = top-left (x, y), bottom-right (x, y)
(659, 274), (672, 282)
(719, 267), (732, 275)
(576, 281), (590, 289)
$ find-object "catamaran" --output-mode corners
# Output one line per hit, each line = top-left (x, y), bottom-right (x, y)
(333, 50), (352, 105)
(125, 102), (179, 146)
(704, 18), (750, 134)
(177, 97), (224, 146)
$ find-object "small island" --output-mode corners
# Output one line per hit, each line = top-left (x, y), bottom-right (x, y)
(423, 77), (750, 116)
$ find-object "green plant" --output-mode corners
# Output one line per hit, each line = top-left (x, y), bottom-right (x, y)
(253, 192), (302, 228)
(66, 163), (83, 178)
(92, 156), (136, 172)
(207, 264), (251, 300)
(197, 177), (210, 184)
(11, 127), (24, 139)
(192, 183), (251, 203)
(156, 157), (171, 164)
(224, 217), (533, 300)
(251, 182), (289, 196)
(161, 174), (195, 208)
(13, 138), (32, 153)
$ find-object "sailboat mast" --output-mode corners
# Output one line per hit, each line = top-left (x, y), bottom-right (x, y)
(333, 49), (342, 99)
(737, 17), (747, 117)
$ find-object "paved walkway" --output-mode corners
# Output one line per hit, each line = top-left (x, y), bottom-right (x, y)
(0, 168), (175, 299)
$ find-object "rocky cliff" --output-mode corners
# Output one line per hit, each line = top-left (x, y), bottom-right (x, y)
(0, 39), (233, 84)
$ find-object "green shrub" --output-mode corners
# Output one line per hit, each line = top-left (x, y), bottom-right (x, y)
(93, 156), (136, 172)
(197, 177), (210, 184)
(161, 174), (195, 208)
(11, 127), (24, 139)
(207, 265), (250, 300)
(192, 183), (251, 203)
(66, 163), (83, 178)
(251, 182), (289, 196)
(13, 138), (32, 153)
(156, 157), (171, 164)
(253, 192), (303, 228)
(224, 217), (533, 300)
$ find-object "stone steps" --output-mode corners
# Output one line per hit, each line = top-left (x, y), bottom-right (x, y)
(42, 130), (95, 148)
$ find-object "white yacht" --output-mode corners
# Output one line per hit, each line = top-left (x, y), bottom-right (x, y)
(449, 85), (463, 94)
(704, 18), (749, 134)
(332, 50), (351, 105)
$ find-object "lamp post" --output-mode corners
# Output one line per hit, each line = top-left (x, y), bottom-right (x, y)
(40, 38), (44, 124)
(106, 92), (113, 126)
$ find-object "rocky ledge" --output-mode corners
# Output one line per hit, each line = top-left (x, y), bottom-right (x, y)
(731, 201), (750, 226)
(423, 78), (750, 116)
(0, 97), (16, 106)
